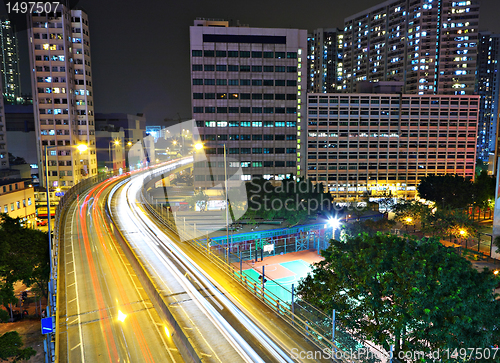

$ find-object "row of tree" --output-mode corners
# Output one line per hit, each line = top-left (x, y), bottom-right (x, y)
(297, 233), (500, 352)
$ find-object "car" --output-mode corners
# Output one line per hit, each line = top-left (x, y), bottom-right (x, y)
(36, 219), (48, 226)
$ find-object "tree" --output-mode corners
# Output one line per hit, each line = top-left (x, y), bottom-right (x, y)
(0, 214), (49, 308)
(417, 174), (474, 209)
(392, 200), (432, 230)
(297, 233), (500, 353)
(186, 190), (209, 211)
(0, 331), (36, 361)
(473, 170), (495, 211)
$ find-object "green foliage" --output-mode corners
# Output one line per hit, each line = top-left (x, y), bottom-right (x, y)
(0, 331), (36, 361)
(0, 309), (8, 323)
(473, 170), (496, 210)
(0, 214), (49, 308)
(418, 174), (474, 209)
(186, 190), (209, 211)
(243, 178), (333, 225)
(297, 233), (500, 352)
(344, 218), (395, 237)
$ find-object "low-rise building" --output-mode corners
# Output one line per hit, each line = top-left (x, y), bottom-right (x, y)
(0, 179), (36, 228)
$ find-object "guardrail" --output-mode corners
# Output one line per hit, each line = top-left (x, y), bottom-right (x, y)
(140, 165), (394, 363)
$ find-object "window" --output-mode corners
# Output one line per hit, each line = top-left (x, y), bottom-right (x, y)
(218, 93), (227, 99)
(204, 50), (214, 57)
(252, 107), (262, 113)
(264, 80), (274, 86)
(264, 161), (274, 167)
(252, 66), (262, 72)
(287, 52), (297, 59)
(252, 148), (262, 154)
(252, 135), (262, 140)
(241, 148), (251, 154)
(287, 66), (297, 72)
(240, 65), (250, 72)
(264, 148), (273, 153)
(240, 93), (251, 99)
(192, 50), (202, 57)
(286, 108), (297, 114)
(204, 64), (215, 71)
(240, 121), (251, 127)
(275, 94), (285, 100)
(193, 79), (203, 85)
(252, 162), (263, 167)
(204, 79), (215, 85)
(10, 203), (14, 212)
(287, 80), (297, 86)
(228, 51), (238, 57)
(252, 51), (262, 58)
(286, 148), (296, 154)
(193, 93), (203, 99)
(275, 80), (285, 86)
(252, 122), (262, 127)
(229, 107), (239, 113)
(264, 121), (273, 127)
(286, 135), (296, 140)
(216, 50), (226, 57)
(275, 52), (285, 59)
(252, 93), (262, 100)
(217, 121), (227, 127)
(205, 93), (215, 99)
(216, 64), (227, 71)
(217, 107), (227, 113)
(286, 161), (296, 167)
(264, 135), (274, 140)
(286, 94), (296, 100)
(28, 198), (32, 206)
(192, 64), (203, 71)
(240, 79), (250, 85)
(275, 121), (285, 127)
(264, 107), (274, 114)
(263, 94), (274, 100)
(3, 205), (6, 213)
(275, 66), (286, 72)
(275, 148), (285, 153)
(193, 107), (203, 113)
(228, 65), (238, 71)
(263, 66), (274, 72)
(216, 79), (227, 85)
(275, 108), (285, 114)
(240, 107), (251, 113)
(229, 148), (239, 154)
(263, 51), (274, 58)
(241, 135), (251, 140)
(228, 79), (239, 85)
(240, 51), (250, 58)
(205, 107), (215, 113)
(252, 80), (262, 86)
(229, 121), (239, 127)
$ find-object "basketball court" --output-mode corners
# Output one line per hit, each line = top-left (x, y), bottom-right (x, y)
(235, 249), (324, 302)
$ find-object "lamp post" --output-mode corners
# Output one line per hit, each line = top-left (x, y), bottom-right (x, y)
(328, 217), (340, 241)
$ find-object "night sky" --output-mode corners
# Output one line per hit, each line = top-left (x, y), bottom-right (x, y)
(5, 0), (500, 125)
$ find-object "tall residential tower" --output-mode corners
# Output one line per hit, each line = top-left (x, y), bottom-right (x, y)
(0, 19), (22, 103)
(342, 0), (480, 95)
(27, 6), (97, 188)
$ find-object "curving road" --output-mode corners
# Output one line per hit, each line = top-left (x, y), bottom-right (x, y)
(57, 175), (183, 363)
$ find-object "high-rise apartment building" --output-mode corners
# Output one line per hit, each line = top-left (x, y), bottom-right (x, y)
(476, 32), (500, 162)
(307, 92), (478, 199)
(306, 28), (344, 93)
(342, 0), (479, 95)
(190, 19), (307, 188)
(27, 6), (97, 188)
(0, 77), (8, 169)
(0, 19), (22, 104)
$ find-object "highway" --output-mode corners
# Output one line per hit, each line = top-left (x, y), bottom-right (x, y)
(57, 158), (332, 362)
(109, 161), (332, 363)
(57, 174), (183, 363)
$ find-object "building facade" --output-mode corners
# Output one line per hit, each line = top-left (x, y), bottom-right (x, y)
(27, 6), (97, 188)
(0, 77), (8, 169)
(306, 93), (479, 200)
(307, 28), (343, 93)
(190, 19), (307, 188)
(476, 32), (500, 162)
(0, 180), (36, 228)
(0, 19), (22, 104)
(342, 0), (479, 95)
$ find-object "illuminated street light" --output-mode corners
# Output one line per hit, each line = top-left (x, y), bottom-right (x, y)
(459, 229), (466, 236)
(127, 141), (132, 146)
(195, 142), (203, 151)
(172, 140), (177, 146)
(118, 310), (127, 322)
(77, 144), (88, 152)
(494, 270), (499, 276)
(405, 217), (413, 224)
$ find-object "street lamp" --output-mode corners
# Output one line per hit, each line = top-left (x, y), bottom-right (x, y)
(405, 216), (413, 232)
(328, 217), (340, 240)
(108, 139), (120, 171)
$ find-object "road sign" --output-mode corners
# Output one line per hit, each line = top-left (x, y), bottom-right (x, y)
(41, 317), (53, 334)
